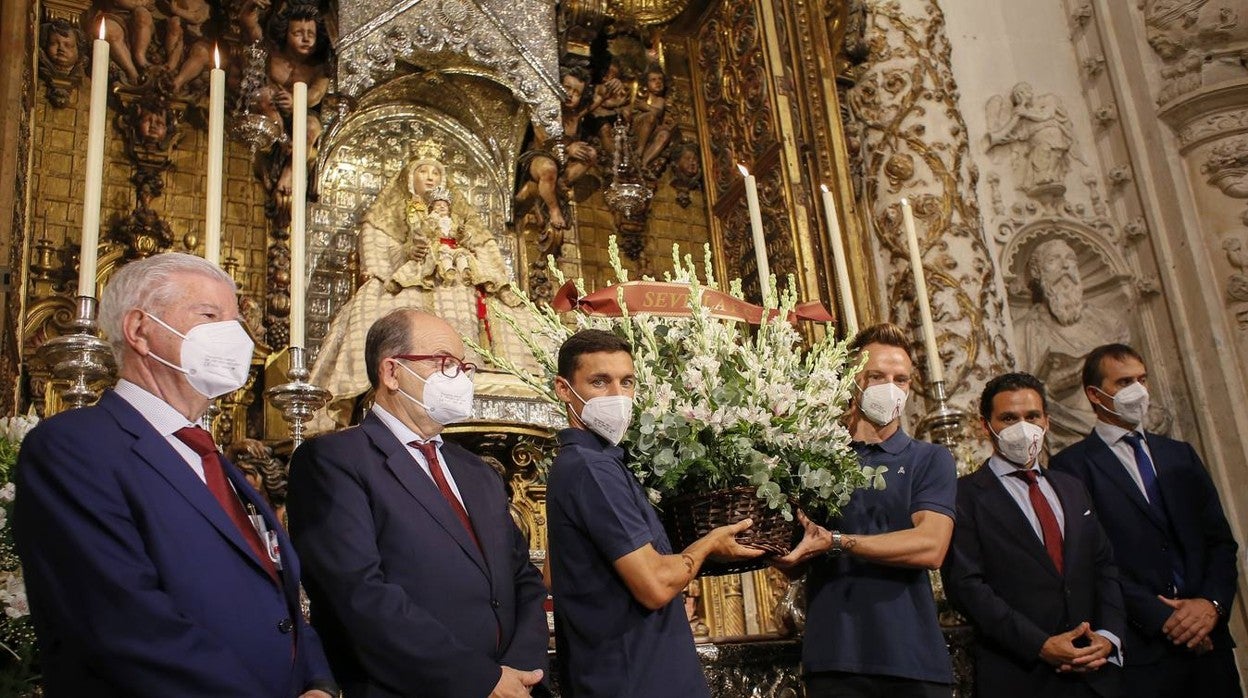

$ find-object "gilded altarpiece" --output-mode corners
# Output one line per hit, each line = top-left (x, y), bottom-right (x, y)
(5, 0), (888, 686)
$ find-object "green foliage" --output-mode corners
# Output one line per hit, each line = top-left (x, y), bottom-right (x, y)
(0, 415), (39, 696)
(471, 237), (885, 520)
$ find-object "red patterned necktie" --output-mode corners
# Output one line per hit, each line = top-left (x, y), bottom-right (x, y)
(1011, 469), (1064, 575)
(410, 440), (481, 551)
(174, 426), (279, 584)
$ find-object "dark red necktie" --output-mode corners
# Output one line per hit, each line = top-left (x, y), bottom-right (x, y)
(410, 440), (480, 550)
(1011, 469), (1064, 575)
(174, 426), (279, 584)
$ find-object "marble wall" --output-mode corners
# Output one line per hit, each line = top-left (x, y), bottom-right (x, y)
(920, 0), (1248, 674)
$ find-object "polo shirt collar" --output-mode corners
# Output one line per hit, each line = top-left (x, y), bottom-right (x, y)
(558, 427), (624, 457)
(853, 427), (911, 454)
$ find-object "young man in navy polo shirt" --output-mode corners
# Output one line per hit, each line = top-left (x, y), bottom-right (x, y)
(546, 329), (764, 697)
(775, 323), (958, 698)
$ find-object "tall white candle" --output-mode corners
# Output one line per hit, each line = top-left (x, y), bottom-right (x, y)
(737, 164), (770, 301)
(820, 184), (858, 337)
(78, 21), (110, 299)
(289, 81), (308, 348)
(204, 46), (225, 266)
(900, 198), (943, 384)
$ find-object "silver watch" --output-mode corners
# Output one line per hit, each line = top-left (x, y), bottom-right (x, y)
(830, 530), (844, 555)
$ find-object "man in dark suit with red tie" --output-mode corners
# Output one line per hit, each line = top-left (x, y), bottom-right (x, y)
(942, 372), (1124, 698)
(14, 252), (337, 697)
(1050, 344), (1241, 697)
(287, 308), (549, 698)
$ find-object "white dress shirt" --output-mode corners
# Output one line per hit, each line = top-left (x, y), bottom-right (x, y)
(113, 380), (206, 483)
(1093, 420), (1156, 502)
(371, 404), (466, 507)
(988, 455), (1065, 539)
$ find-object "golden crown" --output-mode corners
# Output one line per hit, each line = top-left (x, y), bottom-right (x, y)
(409, 138), (445, 163)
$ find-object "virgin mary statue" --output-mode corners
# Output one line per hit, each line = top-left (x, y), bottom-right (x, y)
(310, 139), (539, 427)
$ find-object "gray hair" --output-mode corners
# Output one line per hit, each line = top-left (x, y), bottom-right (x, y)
(99, 252), (235, 364)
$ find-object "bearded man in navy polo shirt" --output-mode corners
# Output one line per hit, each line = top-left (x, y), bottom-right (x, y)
(546, 329), (764, 697)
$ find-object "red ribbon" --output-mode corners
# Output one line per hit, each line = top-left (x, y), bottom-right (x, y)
(550, 280), (833, 325)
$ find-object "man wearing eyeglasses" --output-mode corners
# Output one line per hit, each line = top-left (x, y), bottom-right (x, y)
(287, 309), (550, 698)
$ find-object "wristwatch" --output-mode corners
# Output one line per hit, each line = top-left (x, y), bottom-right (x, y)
(830, 530), (844, 555)
(1210, 599), (1226, 619)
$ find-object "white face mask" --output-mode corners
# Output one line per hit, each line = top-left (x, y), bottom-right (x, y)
(991, 421), (1046, 466)
(857, 382), (908, 427)
(143, 312), (254, 399)
(1093, 381), (1149, 427)
(564, 383), (633, 445)
(395, 360), (475, 425)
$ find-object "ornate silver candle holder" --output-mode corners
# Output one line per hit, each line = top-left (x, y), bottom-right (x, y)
(38, 296), (117, 409)
(916, 380), (968, 450)
(264, 346), (330, 448)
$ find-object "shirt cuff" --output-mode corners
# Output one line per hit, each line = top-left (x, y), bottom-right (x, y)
(1094, 629), (1123, 667)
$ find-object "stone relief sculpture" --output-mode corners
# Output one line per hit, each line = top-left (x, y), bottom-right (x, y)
(1013, 238), (1129, 447)
(310, 140), (537, 428)
(986, 83), (1082, 199)
(1139, 0), (1247, 105)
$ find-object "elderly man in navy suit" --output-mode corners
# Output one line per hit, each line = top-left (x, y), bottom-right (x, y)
(1050, 344), (1241, 698)
(943, 372), (1124, 698)
(14, 252), (337, 697)
(287, 308), (549, 698)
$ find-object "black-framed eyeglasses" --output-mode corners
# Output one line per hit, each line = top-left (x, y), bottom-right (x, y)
(391, 354), (478, 379)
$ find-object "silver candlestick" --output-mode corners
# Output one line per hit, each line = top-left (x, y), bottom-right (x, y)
(916, 380), (967, 450)
(265, 346), (330, 448)
(39, 296), (117, 409)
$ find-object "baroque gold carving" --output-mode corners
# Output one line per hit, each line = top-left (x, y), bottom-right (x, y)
(847, 0), (1013, 409)
(692, 0), (793, 302)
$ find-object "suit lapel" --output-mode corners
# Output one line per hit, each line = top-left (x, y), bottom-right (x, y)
(1048, 473), (1084, 569)
(102, 392), (279, 584)
(444, 450), (501, 579)
(972, 466), (1060, 578)
(1084, 431), (1167, 533)
(361, 416), (489, 577)
(221, 459), (291, 594)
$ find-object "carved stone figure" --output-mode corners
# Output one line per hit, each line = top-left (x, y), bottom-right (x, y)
(166, 0), (215, 93)
(225, 439), (288, 524)
(633, 63), (676, 173)
(99, 0), (157, 84)
(668, 140), (703, 208)
(310, 140), (537, 427)
(258, 1), (332, 205)
(515, 65), (597, 232)
(39, 19), (85, 107)
(1014, 239), (1129, 447)
(986, 83), (1081, 199)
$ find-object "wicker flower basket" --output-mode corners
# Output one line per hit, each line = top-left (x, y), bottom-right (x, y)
(662, 486), (801, 577)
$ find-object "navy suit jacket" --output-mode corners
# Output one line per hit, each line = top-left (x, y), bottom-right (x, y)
(1050, 430), (1239, 665)
(942, 463), (1124, 697)
(286, 413), (550, 698)
(14, 389), (334, 697)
